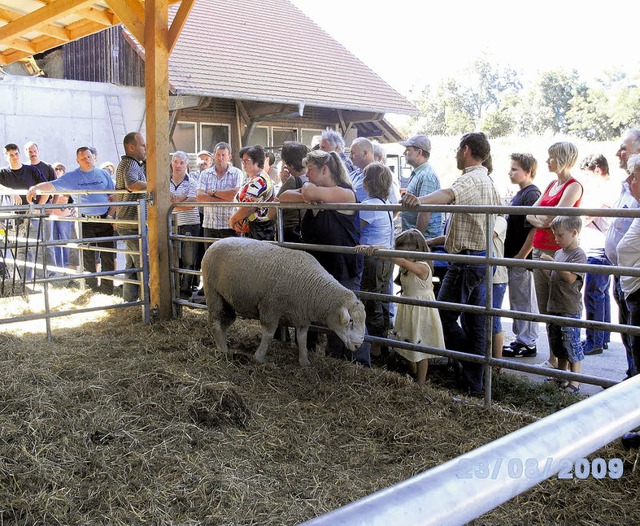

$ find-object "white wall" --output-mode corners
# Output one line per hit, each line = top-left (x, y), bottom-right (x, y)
(0, 73), (145, 169)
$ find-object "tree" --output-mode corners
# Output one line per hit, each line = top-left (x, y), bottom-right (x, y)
(536, 69), (584, 134)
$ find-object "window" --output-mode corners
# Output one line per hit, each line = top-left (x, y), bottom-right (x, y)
(272, 128), (298, 148)
(247, 126), (269, 148)
(172, 122), (196, 152)
(301, 128), (323, 148)
(201, 123), (230, 152)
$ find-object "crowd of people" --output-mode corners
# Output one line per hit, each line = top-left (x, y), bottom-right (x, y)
(3, 128), (640, 402)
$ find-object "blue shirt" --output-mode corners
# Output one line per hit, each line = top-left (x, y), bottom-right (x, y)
(360, 197), (393, 247)
(51, 167), (114, 216)
(402, 161), (442, 238)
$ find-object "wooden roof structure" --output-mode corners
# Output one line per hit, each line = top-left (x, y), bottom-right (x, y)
(0, 0), (416, 318)
(0, 0), (193, 319)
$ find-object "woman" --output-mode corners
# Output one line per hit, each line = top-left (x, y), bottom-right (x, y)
(279, 150), (367, 364)
(229, 145), (275, 241)
(268, 141), (309, 242)
(525, 141), (583, 367)
(50, 162), (73, 272)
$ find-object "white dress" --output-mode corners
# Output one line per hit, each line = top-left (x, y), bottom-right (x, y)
(392, 262), (445, 362)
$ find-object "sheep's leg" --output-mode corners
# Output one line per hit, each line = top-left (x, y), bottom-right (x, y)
(296, 325), (311, 366)
(254, 321), (278, 363)
(208, 292), (235, 353)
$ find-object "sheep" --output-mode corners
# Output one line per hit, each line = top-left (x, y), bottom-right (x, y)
(201, 237), (366, 366)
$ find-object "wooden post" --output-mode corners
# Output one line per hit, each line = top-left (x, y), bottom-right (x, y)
(145, 0), (172, 319)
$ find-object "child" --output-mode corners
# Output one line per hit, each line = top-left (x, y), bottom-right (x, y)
(502, 153), (541, 358)
(358, 229), (445, 385)
(539, 216), (587, 394)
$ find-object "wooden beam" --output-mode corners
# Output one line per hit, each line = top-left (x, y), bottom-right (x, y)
(144, 0), (172, 319)
(168, 0), (195, 54)
(76, 6), (117, 26)
(0, 0), (94, 43)
(3, 39), (37, 55)
(104, 0), (145, 45)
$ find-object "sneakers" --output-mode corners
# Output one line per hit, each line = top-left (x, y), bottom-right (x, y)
(581, 340), (603, 356)
(502, 341), (537, 358)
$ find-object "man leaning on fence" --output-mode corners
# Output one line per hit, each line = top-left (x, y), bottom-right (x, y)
(116, 132), (147, 303)
(401, 132), (501, 397)
(26, 146), (116, 294)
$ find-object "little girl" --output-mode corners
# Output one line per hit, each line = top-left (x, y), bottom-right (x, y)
(357, 228), (445, 385)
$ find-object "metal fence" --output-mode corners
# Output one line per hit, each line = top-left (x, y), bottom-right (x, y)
(169, 200), (640, 399)
(0, 194), (150, 338)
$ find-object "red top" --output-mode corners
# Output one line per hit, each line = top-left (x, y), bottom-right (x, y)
(532, 177), (583, 251)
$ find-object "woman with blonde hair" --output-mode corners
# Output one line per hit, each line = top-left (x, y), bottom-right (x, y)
(524, 141), (583, 367)
(279, 149), (367, 364)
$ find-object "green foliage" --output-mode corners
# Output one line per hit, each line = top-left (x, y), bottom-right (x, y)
(407, 60), (640, 141)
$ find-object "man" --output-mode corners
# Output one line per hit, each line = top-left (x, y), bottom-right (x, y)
(319, 129), (356, 173)
(579, 154), (617, 355)
(196, 141), (244, 239)
(115, 131), (147, 302)
(401, 132), (501, 396)
(191, 150), (213, 269)
(0, 144), (47, 280)
(605, 128), (640, 378)
(399, 135), (442, 240)
(25, 141), (58, 276)
(26, 147), (116, 294)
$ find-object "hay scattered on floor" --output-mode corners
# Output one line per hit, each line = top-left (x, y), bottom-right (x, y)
(0, 292), (638, 525)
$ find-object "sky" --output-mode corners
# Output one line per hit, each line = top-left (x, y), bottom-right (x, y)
(289, 0), (635, 98)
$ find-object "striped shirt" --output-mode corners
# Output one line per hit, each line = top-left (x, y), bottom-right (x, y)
(197, 165), (244, 229)
(170, 174), (200, 226)
(115, 156), (146, 222)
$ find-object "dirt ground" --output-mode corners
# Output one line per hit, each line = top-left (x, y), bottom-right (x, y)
(0, 290), (638, 525)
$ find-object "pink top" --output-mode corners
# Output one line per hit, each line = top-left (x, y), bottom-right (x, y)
(532, 177), (583, 251)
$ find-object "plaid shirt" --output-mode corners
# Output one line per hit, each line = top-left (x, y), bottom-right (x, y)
(445, 165), (501, 254)
(197, 165), (244, 229)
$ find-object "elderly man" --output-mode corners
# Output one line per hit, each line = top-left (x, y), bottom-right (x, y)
(196, 141), (244, 240)
(319, 129), (356, 173)
(115, 131), (147, 302)
(605, 128), (640, 378)
(401, 132), (501, 396)
(27, 147), (116, 294)
(400, 135), (443, 240)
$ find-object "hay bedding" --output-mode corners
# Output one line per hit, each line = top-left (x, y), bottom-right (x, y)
(0, 293), (638, 525)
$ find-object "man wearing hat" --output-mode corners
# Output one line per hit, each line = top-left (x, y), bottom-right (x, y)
(399, 135), (442, 239)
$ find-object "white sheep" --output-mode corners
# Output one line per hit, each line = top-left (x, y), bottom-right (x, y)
(201, 237), (366, 366)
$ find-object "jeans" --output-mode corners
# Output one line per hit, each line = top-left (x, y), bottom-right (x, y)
(360, 255), (394, 338)
(81, 220), (115, 293)
(437, 256), (488, 392)
(178, 223), (201, 291)
(492, 283), (507, 334)
(117, 227), (140, 301)
(52, 219), (72, 269)
(624, 288), (640, 378)
(547, 313), (583, 363)
(584, 252), (611, 349)
(614, 277), (636, 377)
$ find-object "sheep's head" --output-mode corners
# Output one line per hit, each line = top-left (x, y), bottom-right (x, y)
(327, 299), (366, 351)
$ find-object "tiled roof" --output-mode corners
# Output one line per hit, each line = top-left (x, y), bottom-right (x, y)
(167, 0), (417, 115)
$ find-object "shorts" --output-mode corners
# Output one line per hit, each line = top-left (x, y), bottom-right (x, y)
(492, 282), (508, 334)
(547, 313), (583, 363)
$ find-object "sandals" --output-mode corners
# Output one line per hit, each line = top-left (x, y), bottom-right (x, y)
(563, 384), (580, 395)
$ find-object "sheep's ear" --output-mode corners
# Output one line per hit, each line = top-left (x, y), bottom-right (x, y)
(339, 308), (350, 325)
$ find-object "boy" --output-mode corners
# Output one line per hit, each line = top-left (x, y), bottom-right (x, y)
(503, 154), (541, 357)
(539, 216), (587, 394)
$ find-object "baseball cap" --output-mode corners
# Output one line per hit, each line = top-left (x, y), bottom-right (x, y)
(197, 150), (212, 157)
(399, 135), (431, 153)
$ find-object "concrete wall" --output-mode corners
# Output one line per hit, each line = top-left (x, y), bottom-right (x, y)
(0, 73), (145, 170)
